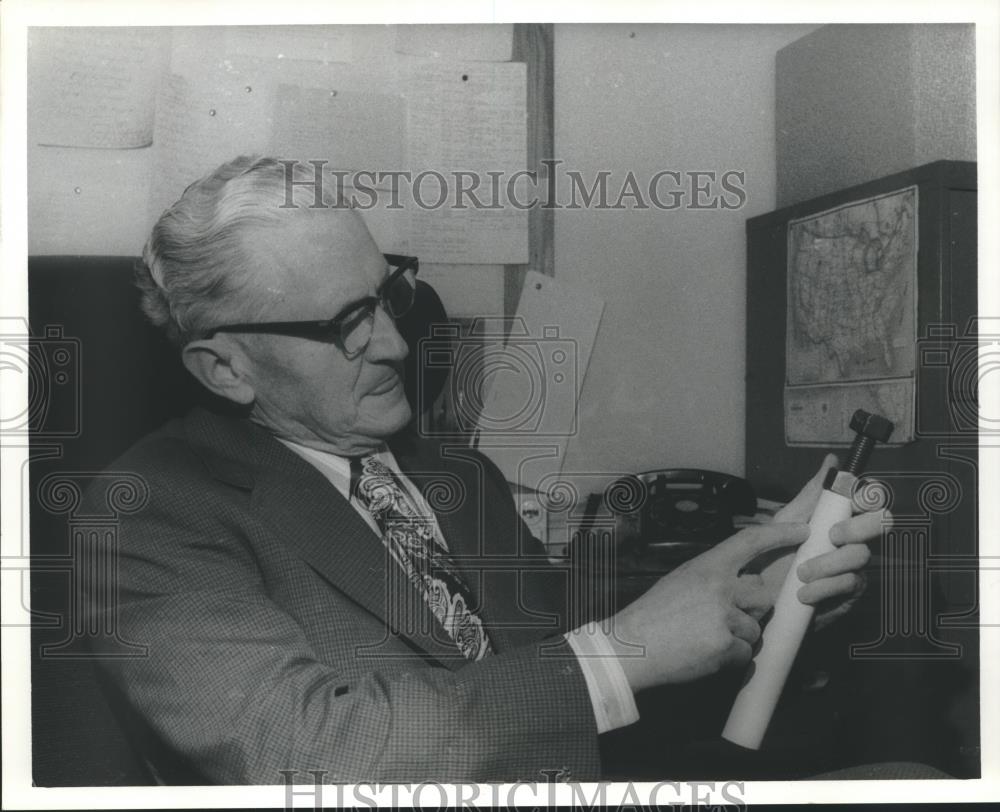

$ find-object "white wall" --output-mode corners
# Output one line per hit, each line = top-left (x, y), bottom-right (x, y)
(554, 24), (817, 482)
(776, 23), (976, 206)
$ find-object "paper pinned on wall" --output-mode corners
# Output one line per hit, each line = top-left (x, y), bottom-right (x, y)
(405, 62), (528, 264)
(474, 271), (605, 490)
(270, 85), (404, 186)
(29, 27), (167, 149)
(28, 146), (153, 255)
(224, 26), (353, 64)
(148, 73), (272, 225)
(408, 205), (528, 265)
(407, 62), (525, 180)
(218, 54), (396, 100)
(394, 24), (513, 62)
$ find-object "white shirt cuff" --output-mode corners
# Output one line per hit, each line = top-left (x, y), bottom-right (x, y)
(565, 622), (640, 734)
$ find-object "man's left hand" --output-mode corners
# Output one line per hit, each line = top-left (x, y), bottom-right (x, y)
(743, 454), (891, 630)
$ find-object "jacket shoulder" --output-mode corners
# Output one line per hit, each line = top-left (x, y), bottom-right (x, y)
(82, 411), (250, 521)
(102, 416), (209, 483)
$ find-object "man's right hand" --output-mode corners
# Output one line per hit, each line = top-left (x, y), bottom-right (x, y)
(607, 522), (810, 693)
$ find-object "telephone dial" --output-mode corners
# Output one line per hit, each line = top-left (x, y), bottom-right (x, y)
(626, 468), (757, 546)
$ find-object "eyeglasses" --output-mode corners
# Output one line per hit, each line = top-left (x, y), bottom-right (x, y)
(204, 254), (419, 358)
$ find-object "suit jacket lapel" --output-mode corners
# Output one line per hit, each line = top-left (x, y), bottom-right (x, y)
(185, 409), (469, 669)
(392, 438), (528, 655)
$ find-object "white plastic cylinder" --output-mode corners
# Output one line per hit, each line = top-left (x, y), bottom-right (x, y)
(721, 487), (853, 749)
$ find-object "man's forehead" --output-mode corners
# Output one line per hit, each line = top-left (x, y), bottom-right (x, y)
(245, 209), (383, 285)
(235, 210), (385, 320)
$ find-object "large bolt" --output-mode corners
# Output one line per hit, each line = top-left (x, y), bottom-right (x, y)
(843, 409), (895, 475)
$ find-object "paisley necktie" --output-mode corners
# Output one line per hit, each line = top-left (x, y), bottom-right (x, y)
(351, 455), (493, 661)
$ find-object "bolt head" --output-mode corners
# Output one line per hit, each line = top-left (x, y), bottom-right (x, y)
(850, 409), (894, 442)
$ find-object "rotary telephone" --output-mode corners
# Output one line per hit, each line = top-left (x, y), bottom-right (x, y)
(626, 468), (757, 546)
(571, 469), (757, 567)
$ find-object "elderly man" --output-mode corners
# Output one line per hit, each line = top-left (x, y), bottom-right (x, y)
(86, 155), (884, 784)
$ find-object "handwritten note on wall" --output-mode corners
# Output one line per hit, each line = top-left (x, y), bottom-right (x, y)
(405, 62), (528, 264)
(148, 72), (271, 221)
(29, 27), (166, 149)
(270, 84), (404, 180)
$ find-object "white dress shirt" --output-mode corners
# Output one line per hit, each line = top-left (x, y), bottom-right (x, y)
(279, 438), (639, 735)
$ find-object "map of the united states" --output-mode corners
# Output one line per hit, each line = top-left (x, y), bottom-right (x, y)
(787, 187), (916, 385)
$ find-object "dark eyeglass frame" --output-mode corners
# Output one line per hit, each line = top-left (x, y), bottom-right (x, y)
(202, 254), (419, 353)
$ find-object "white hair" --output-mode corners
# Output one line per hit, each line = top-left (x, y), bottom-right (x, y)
(136, 156), (347, 346)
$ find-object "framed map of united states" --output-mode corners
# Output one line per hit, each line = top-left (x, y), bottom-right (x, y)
(784, 185), (918, 445)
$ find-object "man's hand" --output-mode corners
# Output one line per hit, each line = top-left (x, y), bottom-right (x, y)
(607, 456), (890, 694)
(608, 521), (809, 693)
(756, 453), (891, 629)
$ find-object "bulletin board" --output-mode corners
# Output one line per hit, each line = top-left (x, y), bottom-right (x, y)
(26, 24), (555, 319)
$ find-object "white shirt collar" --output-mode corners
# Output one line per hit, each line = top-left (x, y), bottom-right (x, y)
(277, 438), (398, 500)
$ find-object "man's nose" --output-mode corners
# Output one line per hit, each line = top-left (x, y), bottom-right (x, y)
(365, 305), (409, 362)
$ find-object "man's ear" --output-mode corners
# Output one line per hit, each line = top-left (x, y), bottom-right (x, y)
(181, 338), (256, 405)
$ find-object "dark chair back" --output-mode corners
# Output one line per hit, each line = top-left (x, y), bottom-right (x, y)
(26, 255), (451, 785)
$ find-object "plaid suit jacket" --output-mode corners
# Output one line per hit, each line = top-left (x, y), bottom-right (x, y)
(85, 407), (601, 784)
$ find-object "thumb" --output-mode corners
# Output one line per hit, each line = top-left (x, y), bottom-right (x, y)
(774, 453), (838, 524)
